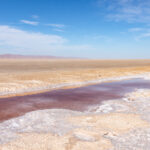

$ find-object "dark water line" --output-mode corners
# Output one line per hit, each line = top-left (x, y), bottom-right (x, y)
(0, 78), (150, 122)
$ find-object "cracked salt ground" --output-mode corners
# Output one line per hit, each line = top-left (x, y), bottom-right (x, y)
(106, 128), (150, 150)
(0, 109), (82, 144)
(97, 90), (150, 150)
(1, 78), (150, 122)
(88, 99), (132, 114)
(95, 104), (114, 113)
(2, 79), (150, 149)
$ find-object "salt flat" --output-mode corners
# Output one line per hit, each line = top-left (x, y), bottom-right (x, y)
(1, 59), (150, 150)
(1, 59), (150, 97)
(1, 89), (150, 150)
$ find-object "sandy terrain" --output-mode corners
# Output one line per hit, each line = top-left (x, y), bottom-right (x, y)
(1, 59), (150, 149)
(1, 59), (150, 97)
(1, 88), (150, 150)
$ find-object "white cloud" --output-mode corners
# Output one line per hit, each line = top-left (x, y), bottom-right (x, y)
(136, 32), (150, 40)
(0, 25), (94, 55)
(0, 25), (67, 52)
(92, 35), (112, 42)
(128, 28), (144, 32)
(127, 27), (150, 40)
(141, 33), (150, 38)
(20, 20), (39, 25)
(31, 15), (39, 19)
(53, 28), (64, 32)
(98, 0), (150, 23)
(47, 24), (65, 28)
(46, 24), (66, 32)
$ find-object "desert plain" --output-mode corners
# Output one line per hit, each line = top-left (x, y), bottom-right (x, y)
(1, 59), (150, 149)
(1, 59), (150, 97)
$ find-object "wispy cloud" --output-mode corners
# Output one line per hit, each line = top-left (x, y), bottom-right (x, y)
(98, 0), (150, 24)
(135, 32), (150, 40)
(53, 28), (64, 32)
(46, 23), (65, 32)
(140, 33), (150, 38)
(47, 24), (65, 28)
(0, 25), (93, 55)
(20, 20), (39, 25)
(0, 25), (66, 52)
(92, 35), (112, 42)
(126, 27), (150, 40)
(128, 27), (144, 32)
(31, 15), (39, 19)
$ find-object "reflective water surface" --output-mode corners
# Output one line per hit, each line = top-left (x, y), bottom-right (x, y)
(0, 78), (150, 122)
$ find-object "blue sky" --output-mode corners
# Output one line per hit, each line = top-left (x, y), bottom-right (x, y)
(0, 0), (150, 58)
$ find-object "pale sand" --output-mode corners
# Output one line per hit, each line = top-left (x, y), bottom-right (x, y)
(0, 112), (149, 150)
(1, 59), (150, 97)
(1, 59), (150, 149)
(0, 133), (112, 150)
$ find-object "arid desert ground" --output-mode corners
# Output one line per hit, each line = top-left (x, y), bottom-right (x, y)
(1, 59), (150, 150)
(1, 59), (150, 97)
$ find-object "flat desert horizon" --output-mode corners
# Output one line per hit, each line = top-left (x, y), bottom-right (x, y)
(1, 58), (150, 97)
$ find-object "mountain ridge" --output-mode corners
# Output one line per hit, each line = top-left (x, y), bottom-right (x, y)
(0, 54), (65, 59)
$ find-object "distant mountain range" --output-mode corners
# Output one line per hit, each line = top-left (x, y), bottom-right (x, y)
(0, 54), (65, 59)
